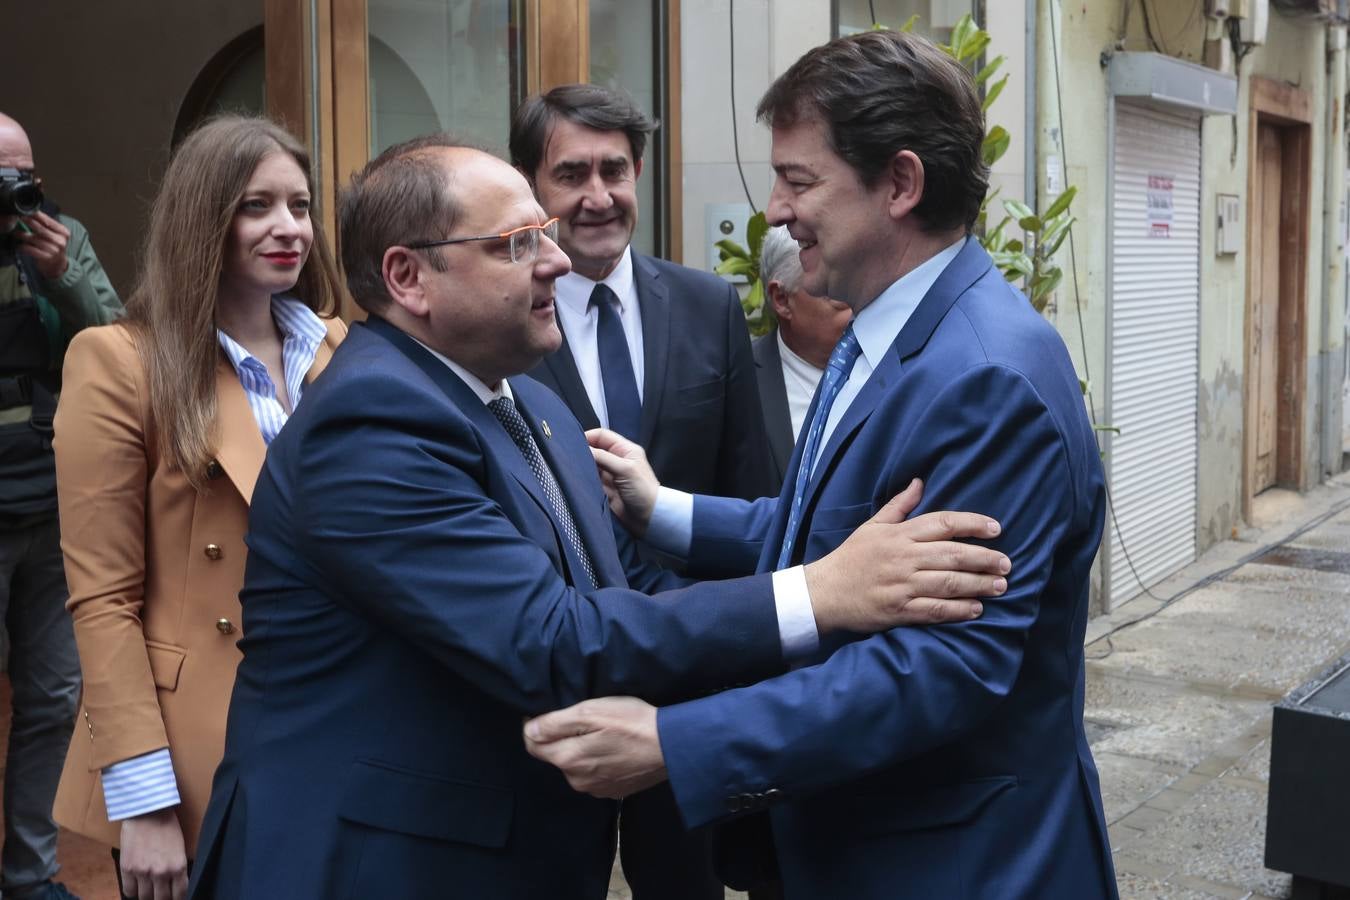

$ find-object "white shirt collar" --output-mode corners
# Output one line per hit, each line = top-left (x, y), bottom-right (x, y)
(556, 244), (635, 315)
(411, 337), (515, 406)
(852, 236), (967, 371)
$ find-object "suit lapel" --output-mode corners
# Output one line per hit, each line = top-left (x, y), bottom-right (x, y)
(515, 389), (624, 589)
(539, 323), (600, 430)
(632, 252), (670, 448)
(213, 355), (266, 504)
(363, 318), (594, 587)
(781, 239), (995, 556)
(753, 333), (794, 478)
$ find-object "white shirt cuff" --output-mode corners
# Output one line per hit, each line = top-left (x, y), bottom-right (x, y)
(102, 748), (181, 821)
(772, 565), (820, 663)
(644, 486), (693, 557)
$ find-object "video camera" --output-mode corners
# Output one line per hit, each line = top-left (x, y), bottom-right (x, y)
(0, 168), (43, 216)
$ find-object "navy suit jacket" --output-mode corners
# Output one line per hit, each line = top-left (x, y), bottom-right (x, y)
(528, 250), (774, 500)
(187, 318), (785, 900)
(658, 241), (1120, 899)
(751, 328), (793, 494)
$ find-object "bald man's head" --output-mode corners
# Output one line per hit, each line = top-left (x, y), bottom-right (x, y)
(0, 113), (33, 170)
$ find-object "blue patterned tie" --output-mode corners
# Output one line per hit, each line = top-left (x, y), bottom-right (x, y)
(489, 396), (598, 589)
(591, 283), (642, 440)
(776, 324), (862, 569)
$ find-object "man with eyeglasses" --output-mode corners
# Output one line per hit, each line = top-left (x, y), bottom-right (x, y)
(509, 81), (775, 900)
(186, 135), (1011, 899)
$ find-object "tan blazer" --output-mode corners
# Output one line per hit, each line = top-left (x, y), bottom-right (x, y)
(52, 317), (346, 855)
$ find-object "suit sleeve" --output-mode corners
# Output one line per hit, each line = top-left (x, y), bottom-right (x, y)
(683, 494), (779, 579)
(659, 365), (1081, 827)
(55, 326), (169, 769)
(715, 282), (776, 500)
(290, 374), (787, 715)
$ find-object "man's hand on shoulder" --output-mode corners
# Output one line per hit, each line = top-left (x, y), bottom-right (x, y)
(804, 478), (1010, 634)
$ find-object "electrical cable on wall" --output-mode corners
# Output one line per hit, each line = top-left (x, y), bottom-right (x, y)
(728, 0), (759, 213)
(1048, 0), (1164, 607)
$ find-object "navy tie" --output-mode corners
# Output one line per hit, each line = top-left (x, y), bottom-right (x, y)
(776, 324), (862, 569)
(488, 396), (598, 590)
(591, 283), (642, 440)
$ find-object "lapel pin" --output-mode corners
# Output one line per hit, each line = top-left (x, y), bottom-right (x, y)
(542, 420), (552, 439)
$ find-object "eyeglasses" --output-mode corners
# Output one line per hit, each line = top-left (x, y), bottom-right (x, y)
(407, 217), (560, 264)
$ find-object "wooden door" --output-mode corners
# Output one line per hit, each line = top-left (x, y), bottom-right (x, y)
(1249, 123), (1283, 494)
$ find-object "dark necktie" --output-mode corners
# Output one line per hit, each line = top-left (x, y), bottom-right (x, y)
(777, 324), (862, 569)
(488, 396), (598, 590)
(590, 283), (642, 440)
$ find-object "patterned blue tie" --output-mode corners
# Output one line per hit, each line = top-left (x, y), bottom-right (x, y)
(489, 396), (598, 590)
(591, 283), (642, 440)
(776, 324), (862, 569)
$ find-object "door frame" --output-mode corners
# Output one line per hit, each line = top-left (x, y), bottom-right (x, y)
(1243, 76), (1312, 520)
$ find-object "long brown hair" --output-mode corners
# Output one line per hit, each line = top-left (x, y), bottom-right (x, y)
(124, 115), (341, 490)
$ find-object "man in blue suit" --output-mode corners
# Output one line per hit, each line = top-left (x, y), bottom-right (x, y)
(186, 134), (1011, 900)
(526, 29), (1120, 900)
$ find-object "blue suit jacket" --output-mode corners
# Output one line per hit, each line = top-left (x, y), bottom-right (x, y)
(528, 250), (774, 500)
(187, 318), (785, 900)
(659, 241), (1120, 899)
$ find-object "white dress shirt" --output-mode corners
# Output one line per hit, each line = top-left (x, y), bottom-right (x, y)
(777, 330), (825, 438)
(646, 237), (970, 661)
(553, 246), (645, 428)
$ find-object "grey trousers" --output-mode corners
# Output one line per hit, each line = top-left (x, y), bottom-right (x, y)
(0, 517), (80, 894)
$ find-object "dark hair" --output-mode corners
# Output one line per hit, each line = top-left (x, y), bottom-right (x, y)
(509, 83), (658, 177)
(339, 133), (486, 313)
(757, 29), (988, 233)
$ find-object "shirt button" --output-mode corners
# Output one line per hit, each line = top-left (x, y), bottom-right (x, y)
(204, 543), (223, 560)
(216, 618), (236, 635)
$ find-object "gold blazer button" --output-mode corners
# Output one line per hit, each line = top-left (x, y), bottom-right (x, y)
(204, 543), (223, 560)
(216, 618), (236, 635)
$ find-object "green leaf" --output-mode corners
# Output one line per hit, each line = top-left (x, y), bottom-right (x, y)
(981, 126), (1010, 167)
(1078, 378), (1091, 395)
(958, 32), (990, 64)
(1002, 198), (1034, 222)
(1042, 184), (1078, 220)
(982, 74), (1008, 113)
(991, 250), (1034, 280)
(745, 212), (769, 259)
(1030, 267), (1063, 301)
(1018, 214), (1042, 233)
(715, 257), (755, 278)
(1005, 239), (1023, 253)
(1044, 216), (1076, 258)
(975, 55), (1005, 85)
(715, 238), (749, 261)
(899, 13), (919, 32)
(741, 278), (765, 320)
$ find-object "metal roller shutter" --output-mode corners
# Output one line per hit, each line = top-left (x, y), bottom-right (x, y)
(1106, 100), (1201, 605)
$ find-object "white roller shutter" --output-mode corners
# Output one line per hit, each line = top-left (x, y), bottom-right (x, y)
(1106, 100), (1201, 605)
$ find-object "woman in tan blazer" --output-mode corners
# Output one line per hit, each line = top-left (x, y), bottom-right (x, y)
(51, 116), (347, 900)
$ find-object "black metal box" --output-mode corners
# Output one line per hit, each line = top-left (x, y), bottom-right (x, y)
(1266, 652), (1350, 891)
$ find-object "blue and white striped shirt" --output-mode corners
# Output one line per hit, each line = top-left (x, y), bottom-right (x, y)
(100, 295), (328, 822)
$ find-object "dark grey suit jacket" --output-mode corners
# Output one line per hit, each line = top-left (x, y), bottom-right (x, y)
(528, 250), (774, 500)
(751, 328), (793, 495)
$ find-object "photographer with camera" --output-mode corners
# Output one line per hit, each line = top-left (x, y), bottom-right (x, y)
(0, 110), (121, 900)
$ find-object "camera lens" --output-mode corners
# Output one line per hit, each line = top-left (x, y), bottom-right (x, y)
(0, 176), (43, 217)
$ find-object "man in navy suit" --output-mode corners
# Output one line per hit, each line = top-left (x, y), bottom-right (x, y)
(510, 83), (776, 899)
(527, 30), (1120, 900)
(186, 134), (1012, 900)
